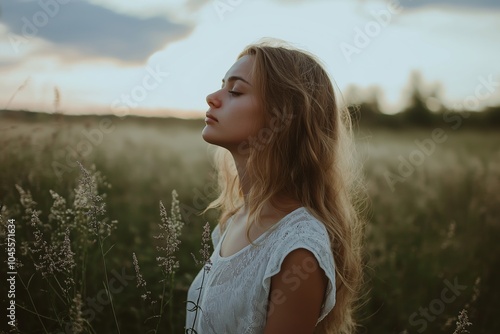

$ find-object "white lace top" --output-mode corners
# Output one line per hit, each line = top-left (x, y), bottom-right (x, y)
(185, 207), (336, 333)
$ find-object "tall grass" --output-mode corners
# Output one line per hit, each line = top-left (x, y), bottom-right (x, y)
(1, 112), (499, 333)
(1, 159), (199, 333)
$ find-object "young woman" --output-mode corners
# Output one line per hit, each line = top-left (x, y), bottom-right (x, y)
(185, 40), (364, 334)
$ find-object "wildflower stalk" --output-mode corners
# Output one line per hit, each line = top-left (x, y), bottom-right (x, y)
(77, 162), (120, 333)
(187, 265), (208, 333)
(49, 275), (68, 303)
(98, 235), (120, 334)
(132, 252), (152, 304)
(169, 272), (175, 333)
(79, 224), (89, 303)
(186, 222), (212, 333)
(18, 274), (49, 334)
(69, 293), (85, 334)
(453, 309), (472, 334)
(153, 190), (184, 332)
(154, 272), (176, 333)
(47, 294), (64, 329)
(155, 275), (169, 334)
(15, 302), (58, 322)
(40, 271), (66, 328)
(17, 186), (78, 331)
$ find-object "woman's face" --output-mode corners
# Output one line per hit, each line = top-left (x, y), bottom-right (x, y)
(202, 55), (264, 154)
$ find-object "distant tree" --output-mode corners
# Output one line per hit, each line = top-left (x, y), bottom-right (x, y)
(344, 84), (383, 126)
(483, 106), (500, 126)
(400, 71), (436, 126)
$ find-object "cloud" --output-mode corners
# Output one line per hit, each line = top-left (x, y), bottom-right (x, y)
(274, 0), (500, 9)
(1, 0), (193, 63)
(184, 0), (212, 12)
(379, 0), (500, 10)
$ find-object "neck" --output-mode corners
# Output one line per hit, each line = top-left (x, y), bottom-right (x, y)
(230, 151), (301, 215)
(231, 152), (251, 207)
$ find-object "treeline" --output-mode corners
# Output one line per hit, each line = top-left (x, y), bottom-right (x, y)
(345, 72), (500, 129)
(348, 101), (500, 129)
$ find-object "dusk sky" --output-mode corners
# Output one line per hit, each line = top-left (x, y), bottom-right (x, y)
(1, 0), (499, 117)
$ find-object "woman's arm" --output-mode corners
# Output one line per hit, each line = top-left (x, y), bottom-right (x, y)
(264, 248), (328, 334)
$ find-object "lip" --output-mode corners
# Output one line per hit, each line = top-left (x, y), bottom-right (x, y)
(205, 112), (218, 122)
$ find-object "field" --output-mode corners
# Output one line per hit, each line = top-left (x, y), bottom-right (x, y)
(1, 111), (499, 333)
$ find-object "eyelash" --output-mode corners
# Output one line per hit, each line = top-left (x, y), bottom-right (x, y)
(228, 90), (242, 97)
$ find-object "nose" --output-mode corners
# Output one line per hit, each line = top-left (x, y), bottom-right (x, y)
(206, 91), (221, 109)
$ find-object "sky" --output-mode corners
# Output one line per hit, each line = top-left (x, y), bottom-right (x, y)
(1, 0), (499, 117)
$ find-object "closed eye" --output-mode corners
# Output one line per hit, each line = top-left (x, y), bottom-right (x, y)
(228, 90), (242, 97)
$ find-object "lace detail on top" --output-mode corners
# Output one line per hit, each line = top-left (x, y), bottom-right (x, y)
(185, 207), (336, 334)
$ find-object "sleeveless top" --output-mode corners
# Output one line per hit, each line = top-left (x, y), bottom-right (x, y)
(185, 207), (336, 333)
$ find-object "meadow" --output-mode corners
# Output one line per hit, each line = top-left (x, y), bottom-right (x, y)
(0, 110), (499, 333)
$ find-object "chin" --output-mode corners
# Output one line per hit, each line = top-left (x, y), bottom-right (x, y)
(201, 127), (219, 145)
(201, 128), (243, 152)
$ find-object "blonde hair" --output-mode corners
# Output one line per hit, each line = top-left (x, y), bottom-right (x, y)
(204, 39), (365, 333)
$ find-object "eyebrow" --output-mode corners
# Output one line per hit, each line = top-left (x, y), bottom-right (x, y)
(222, 76), (252, 86)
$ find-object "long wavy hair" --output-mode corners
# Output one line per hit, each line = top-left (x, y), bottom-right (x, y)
(204, 39), (365, 334)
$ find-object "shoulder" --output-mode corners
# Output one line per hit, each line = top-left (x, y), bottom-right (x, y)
(264, 207), (336, 293)
(272, 207), (332, 252)
(262, 208), (337, 329)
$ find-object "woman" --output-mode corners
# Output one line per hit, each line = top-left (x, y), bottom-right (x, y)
(185, 39), (364, 334)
